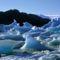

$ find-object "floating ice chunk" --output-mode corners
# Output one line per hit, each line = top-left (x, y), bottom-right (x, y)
(4, 19), (19, 31)
(15, 27), (31, 34)
(11, 25), (31, 34)
(38, 55), (55, 60)
(48, 39), (60, 48)
(0, 32), (25, 41)
(38, 53), (60, 60)
(21, 36), (54, 52)
(42, 20), (52, 29)
(7, 28), (20, 35)
(23, 22), (32, 28)
(52, 18), (60, 26)
(43, 18), (60, 29)
(32, 26), (37, 30)
(0, 24), (6, 32)
(45, 25), (60, 34)
(4, 35), (25, 41)
(23, 28), (45, 38)
(0, 40), (23, 54)
(0, 19), (20, 33)
(41, 25), (60, 39)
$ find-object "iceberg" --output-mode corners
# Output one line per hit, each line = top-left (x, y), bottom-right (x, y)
(23, 27), (45, 38)
(22, 22), (32, 28)
(42, 18), (60, 29)
(0, 40), (24, 54)
(0, 16), (60, 59)
(0, 31), (25, 41)
(21, 36), (54, 52)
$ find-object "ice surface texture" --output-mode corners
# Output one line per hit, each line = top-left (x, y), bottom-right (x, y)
(0, 17), (60, 60)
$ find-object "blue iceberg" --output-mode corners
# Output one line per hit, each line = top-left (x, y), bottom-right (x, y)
(21, 36), (54, 51)
(0, 40), (23, 54)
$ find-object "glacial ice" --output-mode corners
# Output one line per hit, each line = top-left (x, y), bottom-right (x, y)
(0, 18), (60, 60)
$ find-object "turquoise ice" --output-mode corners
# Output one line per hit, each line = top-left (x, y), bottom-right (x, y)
(0, 40), (23, 54)
(21, 36), (54, 51)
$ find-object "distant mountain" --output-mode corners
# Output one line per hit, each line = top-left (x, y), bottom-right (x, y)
(0, 9), (50, 27)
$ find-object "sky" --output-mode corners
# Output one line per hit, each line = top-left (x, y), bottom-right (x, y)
(0, 0), (60, 17)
